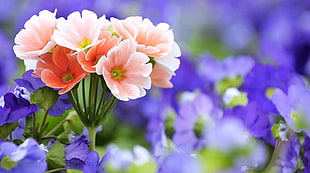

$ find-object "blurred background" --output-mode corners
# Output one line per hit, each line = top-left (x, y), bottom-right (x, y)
(1, 0), (310, 150)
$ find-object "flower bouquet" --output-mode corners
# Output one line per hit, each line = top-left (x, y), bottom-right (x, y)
(0, 9), (180, 172)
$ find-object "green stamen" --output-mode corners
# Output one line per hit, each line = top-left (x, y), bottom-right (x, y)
(62, 72), (73, 83)
(107, 25), (120, 37)
(194, 115), (206, 138)
(1, 156), (18, 170)
(265, 88), (275, 99)
(111, 69), (122, 79)
(78, 37), (92, 49)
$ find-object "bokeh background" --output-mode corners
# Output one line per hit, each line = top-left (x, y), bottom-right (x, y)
(1, 0), (310, 157)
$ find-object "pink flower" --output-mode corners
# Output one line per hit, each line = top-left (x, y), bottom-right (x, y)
(77, 31), (120, 72)
(150, 64), (173, 88)
(34, 46), (89, 95)
(111, 16), (181, 87)
(53, 10), (109, 52)
(13, 10), (58, 60)
(96, 39), (152, 101)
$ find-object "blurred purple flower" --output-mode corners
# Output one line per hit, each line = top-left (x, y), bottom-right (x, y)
(303, 135), (310, 171)
(205, 117), (251, 153)
(271, 134), (300, 173)
(242, 63), (297, 115)
(199, 54), (254, 84)
(65, 135), (90, 170)
(14, 70), (72, 116)
(114, 89), (161, 127)
(158, 152), (203, 173)
(173, 93), (220, 153)
(224, 102), (275, 145)
(163, 56), (206, 111)
(272, 83), (310, 135)
(0, 138), (47, 173)
(117, 56), (204, 128)
(0, 0), (18, 23)
(203, 117), (267, 171)
(0, 31), (17, 85)
(146, 101), (175, 156)
(13, 0), (96, 32)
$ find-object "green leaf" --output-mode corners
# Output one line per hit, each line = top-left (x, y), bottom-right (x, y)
(63, 111), (84, 136)
(127, 161), (157, 173)
(216, 76), (243, 95)
(33, 87), (58, 111)
(0, 156), (18, 170)
(0, 122), (18, 139)
(67, 169), (83, 173)
(57, 130), (71, 145)
(164, 108), (176, 139)
(226, 92), (248, 108)
(271, 124), (281, 140)
(199, 149), (233, 173)
(46, 142), (66, 170)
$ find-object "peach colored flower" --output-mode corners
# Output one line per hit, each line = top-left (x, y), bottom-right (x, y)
(77, 31), (120, 72)
(34, 46), (89, 95)
(150, 64), (173, 88)
(13, 10), (59, 60)
(53, 10), (109, 52)
(96, 39), (152, 101)
(111, 16), (181, 87)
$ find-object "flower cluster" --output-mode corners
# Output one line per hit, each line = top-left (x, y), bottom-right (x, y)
(1, 0), (310, 173)
(13, 10), (180, 101)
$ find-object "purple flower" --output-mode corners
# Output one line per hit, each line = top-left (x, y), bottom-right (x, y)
(303, 135), (310, 171)
(158, 152), (203, 173)
(271, 134), (300, 172)
(224, 102), (275, 145)
(65, 135), (90, 170)
(115, 89), (162, 127)
(272, 83), (310, 135)
(83, 151), (106, 173)
(242, 63), (297, 114)
(199, 55), (254, 84)
(11, 118), (26, 140)
(202, 117), (267, 171)
(0, 0), (18, 23)
(205, 117), (252, 153)
(103, 145), (153, 172)
(0, 138), (47, 173)
(0, 31), (17, 85)
(0, 93), (37, 126)
(162, 56), (206, 110)
(173, 93), (221, 153)
(14, 70), (72, 116)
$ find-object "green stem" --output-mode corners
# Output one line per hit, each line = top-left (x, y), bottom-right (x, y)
(40, 109), (49, 132)
(68, 89), (87, 125)
(264, 140), (283, 172)
(41, 136), (57, 141)
(99, 95), (118, 122)
(82, 79), (87, 117)
(9, 131), (12, 141)
(87, 126), (97, 151)
(44, 168), (67, 173)
(32, 113), (36, 138)
(89, 74), (98, 124)
(45, 119), (69, 137)
(93, 75), (99, 118)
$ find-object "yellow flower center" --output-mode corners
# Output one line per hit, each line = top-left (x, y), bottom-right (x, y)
(78, 37), (92, 52)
